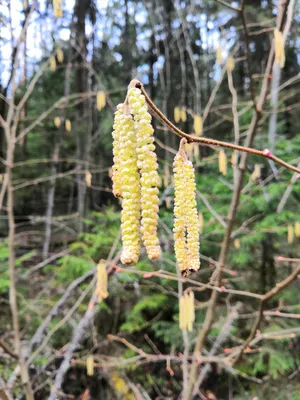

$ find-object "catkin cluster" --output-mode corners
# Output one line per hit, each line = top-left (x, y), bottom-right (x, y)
(173, 142), (200, 276)
(179, 291), (195, 331)
(111, 88), (161, 265)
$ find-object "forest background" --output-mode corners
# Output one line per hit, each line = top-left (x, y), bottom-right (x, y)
(0, 0), (300, 399)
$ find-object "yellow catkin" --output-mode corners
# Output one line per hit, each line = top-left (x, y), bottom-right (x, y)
(198, 212), (204, 234)
(193, 115), (203, 136)
(50, 56), (56, 72)
(85, 171), (92, 187)
(219, 150), (227, 176)
(287, 225), (294, 244)
(174, 106), (181, 123)
(274, 28), (285, 68)
(111, 104), (125, 198)
(226, 55), (235, 72)
(193, 143), (199, 159)
(173, 147), (200, 276)
(252, 164), (261, 181)
(57, 48), (64, 63)
(128, 87), (161, 260)
(180, 108), (187, 122)
(86, 355), (94, 376)
(186, 291), (195, 332)
(53, 0), (62, 18)
(54, 116), (61, 128)
(179, 292), (195, 331)
(234, 239), (240, 249)
(163, 165), (170, 188)
(96, 261), (108, 302)
(295, 222), (300, 238)
(65, 119), (71, 132)
(117, 106), (141, 265)
(179, 295), (187, 330)
(97, 91), (106, 111)
(216, 45), (223, 65)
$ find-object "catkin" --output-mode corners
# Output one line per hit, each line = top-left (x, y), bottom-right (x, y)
(287, 225), (294, 244)
(96, 261), (108, 302)
(85, 171), (92, 187)
(50, 56), (56, 72)
(65, 119), (71, 132)
(97, 91), (106, 111)
(180, 108), (187, 122)
(274, 28), (285, 68)
(226, 55), (235, 72)
(53, 0), (63, 17)
(198, 212), (204, 234)
(295, 222), (300, 238)
(128, 87), (161, 260)
(174, 107), (181, 123)
(54, 116), (61, 128)
(57, 48), (64, 63)
(193, 115), (203, 136)
(86, 355), (94, 376)
(252, 164), (261, 181)
(179, 292), (195, 331)
(219, 150), (227, 176)
(118, 107), (141, 265)
(173, 142), (200, 276)
(216, 45), (223, 65)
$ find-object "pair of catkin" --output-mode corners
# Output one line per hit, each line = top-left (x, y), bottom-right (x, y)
(112, 86), (161, 265)
(174, 107), (187, 123)
(179, 291), (195, 331)
(173, 140), (200, 276)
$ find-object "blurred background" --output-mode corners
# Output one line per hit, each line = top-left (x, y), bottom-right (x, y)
(0, 0), (300, 399)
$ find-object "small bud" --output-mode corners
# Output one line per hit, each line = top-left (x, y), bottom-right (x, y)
(54, 116), (61, 128)
(86, 355), (94, 376)
(65, 119), (71, 132)
(174, 106), (181, 123)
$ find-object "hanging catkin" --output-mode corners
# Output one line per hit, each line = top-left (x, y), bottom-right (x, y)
(179, 292), (195, 332)
(174, 106), (181, 123)
(226, 55), (235, 72)
(287, 225), (294, 244)
(113, 105), (141, 265)
(219, 150), (227, 176)
(193, 115), (203, 136)
(216, 45), (223, 65)
(274, 28), (285, 68)
(50, 56), (56, 72)
(97, 91), (106, 111)
(128, 86), (161, 260)
(54, 116), (61, 128)
(53, 0), (63, 17)
(86, 355), (94, 376)
(295, 222), (300, 238)
(57, 48), (64, 63)
(173, 139), (200, 276)
(65, 119), (71, 132)
(96, 261), (108, 302)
